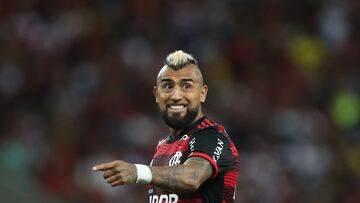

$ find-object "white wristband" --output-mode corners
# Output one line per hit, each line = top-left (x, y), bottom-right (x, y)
(135, 164), (152, 184)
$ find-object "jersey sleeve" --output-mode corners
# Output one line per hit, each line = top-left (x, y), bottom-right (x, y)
(187, 128), (234, 178)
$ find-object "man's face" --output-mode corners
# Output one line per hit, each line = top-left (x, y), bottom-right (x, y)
(153, 64), (208, 130)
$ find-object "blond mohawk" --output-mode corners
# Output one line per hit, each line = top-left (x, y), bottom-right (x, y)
(164, 50), (197, 70)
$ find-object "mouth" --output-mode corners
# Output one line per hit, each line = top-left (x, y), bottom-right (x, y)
(167, 104), (187, 113)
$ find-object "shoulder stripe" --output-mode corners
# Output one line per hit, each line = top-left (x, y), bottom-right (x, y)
(224, 170), (238, 187)
(205, 119), (215, 126)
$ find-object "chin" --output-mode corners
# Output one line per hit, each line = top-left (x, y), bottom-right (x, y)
(161, 109), (198, 130)
(168, 112), (186, 119)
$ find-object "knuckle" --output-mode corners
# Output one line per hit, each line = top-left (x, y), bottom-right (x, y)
(103, 172), (111, 178)
(116, 173), (123, 179)
(115, 166), (122, 173)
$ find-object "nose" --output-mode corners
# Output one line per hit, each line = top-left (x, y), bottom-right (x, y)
(170, 86), (182, 101)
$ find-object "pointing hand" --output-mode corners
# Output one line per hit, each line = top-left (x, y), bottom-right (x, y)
(92, 160), (137, 187)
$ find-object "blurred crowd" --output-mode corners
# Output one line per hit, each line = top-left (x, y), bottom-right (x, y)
(0, 0), (359, 202)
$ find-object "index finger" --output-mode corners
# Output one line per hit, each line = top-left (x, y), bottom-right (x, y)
(92, 161), (117, 171)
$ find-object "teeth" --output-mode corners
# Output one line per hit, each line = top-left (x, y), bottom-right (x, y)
(170, 105), (185, 109)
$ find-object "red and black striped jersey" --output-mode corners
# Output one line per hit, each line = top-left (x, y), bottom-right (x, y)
(148, 117), (239, 203)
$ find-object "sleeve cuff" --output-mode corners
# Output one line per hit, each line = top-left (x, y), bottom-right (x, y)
(188, 152), (219, 178)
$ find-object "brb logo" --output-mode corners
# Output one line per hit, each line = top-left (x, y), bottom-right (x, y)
(149, 194), (178, 203)
(169, 151), (182, 166)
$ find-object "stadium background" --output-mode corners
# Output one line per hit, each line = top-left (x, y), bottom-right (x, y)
(0, 0), (359, 202)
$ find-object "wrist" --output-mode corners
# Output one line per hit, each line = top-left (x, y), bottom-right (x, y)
(134, 164), (152, 184)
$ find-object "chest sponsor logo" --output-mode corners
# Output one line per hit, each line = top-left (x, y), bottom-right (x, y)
(169, 151), (182, 166)
(212, 138), (224, 162)
(149, 194), (178, 203)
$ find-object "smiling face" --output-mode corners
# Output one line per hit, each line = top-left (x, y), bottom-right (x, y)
(154, 64), (208, 130)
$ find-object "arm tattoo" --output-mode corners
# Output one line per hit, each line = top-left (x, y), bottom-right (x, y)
(149, 157), (213, 192)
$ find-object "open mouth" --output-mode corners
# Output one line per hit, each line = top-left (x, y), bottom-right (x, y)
(167, 104), (187, 113)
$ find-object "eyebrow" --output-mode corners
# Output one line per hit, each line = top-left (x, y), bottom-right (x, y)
(160, 78), (195, 83)
(160, 78), (172, 83)
(181, 78), (195, 82)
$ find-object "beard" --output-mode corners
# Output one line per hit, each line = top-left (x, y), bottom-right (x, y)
(160, 106), (199, 130)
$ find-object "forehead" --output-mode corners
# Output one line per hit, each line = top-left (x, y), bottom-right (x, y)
(157, 64), (202, 83)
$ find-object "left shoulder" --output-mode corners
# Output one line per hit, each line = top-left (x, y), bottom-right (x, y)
(192, 118), (227, 137)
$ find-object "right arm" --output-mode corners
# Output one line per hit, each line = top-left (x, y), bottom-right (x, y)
(150, 156), (213, 192)
(93, 156), (213, 192)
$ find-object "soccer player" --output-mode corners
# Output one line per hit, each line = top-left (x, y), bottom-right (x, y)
(93, 50), (239, 203)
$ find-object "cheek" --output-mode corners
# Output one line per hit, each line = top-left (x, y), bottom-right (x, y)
(187, 94), (202, 106)
(157, 95), (168, 109)
(158, 100), (166, 108)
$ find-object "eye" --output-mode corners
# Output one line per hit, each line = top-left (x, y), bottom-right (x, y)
(183, 83), (192, 90)
(161, 83), (173, 90)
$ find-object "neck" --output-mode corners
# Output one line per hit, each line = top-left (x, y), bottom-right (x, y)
(170, 111), (204, 137)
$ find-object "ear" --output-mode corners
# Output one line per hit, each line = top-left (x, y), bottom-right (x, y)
(153, 86), (159, 103)
(200, 85), (208, 103)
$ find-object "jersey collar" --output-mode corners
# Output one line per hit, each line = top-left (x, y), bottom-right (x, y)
(167, 116), (207, 142)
